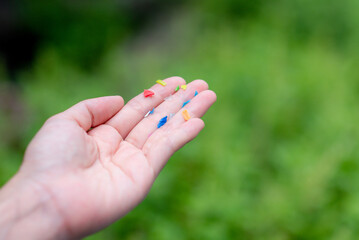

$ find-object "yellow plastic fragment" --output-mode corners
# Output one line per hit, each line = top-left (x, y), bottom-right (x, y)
(156, 80), (167, 86)
(181, 85), (187, 90)
(182, 110), (191, 121)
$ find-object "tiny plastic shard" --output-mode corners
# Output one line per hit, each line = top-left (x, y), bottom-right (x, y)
(175, 85), (180, 92)
(157, 116), (168, 128)
(144, 89), (155, 97)
(194, 91), (198, 97)
(169, 113), (175, 119)
(182, 110), (191, 121)
(156, 80), (167, 86)
(144, 108), (155, 118)
(182, 100), (190, 108)
(181, 85), (187, 90)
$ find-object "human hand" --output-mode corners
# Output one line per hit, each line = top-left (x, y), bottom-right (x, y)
(0, 77), (216, 239)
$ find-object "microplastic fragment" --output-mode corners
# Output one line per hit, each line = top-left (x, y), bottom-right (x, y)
(182, 100), (190, 108)
(157, 116), (168, 128)
(144, 108), (155, 118)
(182, 110), (191, 121)
(175, 85), (180, 91)
(156, 80), (167, 86)
(169, 113), (175, 119)
(194, 91), (198, 97)
(181, 85), (187, 90)
(144, 89), (155, 97)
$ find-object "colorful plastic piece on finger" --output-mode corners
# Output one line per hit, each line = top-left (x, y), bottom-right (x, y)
(181, 85), (187, 90)
(182, 110), (191, 121)
(194, 91), (198, 97)
(156, 80), (167, 86)
(182, 100), (190, 108)
(157, 116), (168, 128)
(175, 85), (180, 92)
(144, 108), (155, 118)
(144, 89), (155, 97)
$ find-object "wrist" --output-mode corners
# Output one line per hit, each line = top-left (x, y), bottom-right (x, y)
(0, 173), (67, 240)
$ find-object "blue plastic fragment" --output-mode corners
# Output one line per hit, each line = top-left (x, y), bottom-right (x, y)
(194, 91), (198, 97)
(182, 100), (190, 108)
(145, 108), (155, 118)
(157, 116), (168, 128)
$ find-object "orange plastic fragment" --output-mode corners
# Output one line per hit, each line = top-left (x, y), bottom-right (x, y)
(182, 110), (191, 121)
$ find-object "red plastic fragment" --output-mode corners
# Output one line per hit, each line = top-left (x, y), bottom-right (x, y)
(144, 89), (155, 97)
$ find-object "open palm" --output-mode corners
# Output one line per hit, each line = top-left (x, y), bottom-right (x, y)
(19, 77), (216, 238)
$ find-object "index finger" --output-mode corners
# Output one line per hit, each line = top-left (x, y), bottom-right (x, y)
(106, 76), (186, 138)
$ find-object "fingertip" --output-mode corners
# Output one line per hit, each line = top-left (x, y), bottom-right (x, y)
(206, 90), (217, 103)
(88, 95), (125, 108)
(182, 117), (205, 135)
(191, 79), (209, 90)
(115, 95), (125, 104)
(196, 90), (217, 108)
(104, 95), (125, 108)
(95, 96), (125, 115)
(195, 118), (205, 131)
(166, 76), (186, 86)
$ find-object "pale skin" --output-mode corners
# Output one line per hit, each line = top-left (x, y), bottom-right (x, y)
(0, 77), (217, 239)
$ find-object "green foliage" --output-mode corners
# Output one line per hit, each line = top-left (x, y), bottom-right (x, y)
(17, 0), (129, 68)
(2, 0), (359, 239)
(195, 0), (265, 18)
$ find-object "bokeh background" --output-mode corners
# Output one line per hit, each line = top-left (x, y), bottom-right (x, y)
(1, 0), (359, 239)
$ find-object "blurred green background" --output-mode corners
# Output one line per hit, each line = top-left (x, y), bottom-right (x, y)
(1, 0), (359, 239)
